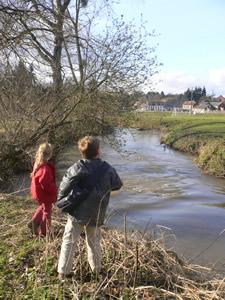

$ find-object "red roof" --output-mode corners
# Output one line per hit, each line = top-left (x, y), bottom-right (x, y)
(140, 103), (148, 108)
(183, 101), (196, 105)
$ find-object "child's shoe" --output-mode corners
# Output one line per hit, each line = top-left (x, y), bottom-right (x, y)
(58, 273), (66, 281)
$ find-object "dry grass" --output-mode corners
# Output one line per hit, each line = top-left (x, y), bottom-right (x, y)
(0, 194), (225, 299)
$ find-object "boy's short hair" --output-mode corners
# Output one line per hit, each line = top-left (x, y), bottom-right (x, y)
(78, 136), (100, 159)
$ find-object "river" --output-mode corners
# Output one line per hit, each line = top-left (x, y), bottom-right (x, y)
(10, 128), (225, 272)
(57, 129), (225, 272)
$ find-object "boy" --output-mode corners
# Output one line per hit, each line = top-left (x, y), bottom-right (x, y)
(57, 136), (122, 279)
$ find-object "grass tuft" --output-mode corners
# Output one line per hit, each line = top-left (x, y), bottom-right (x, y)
(0, 194), (225, 299)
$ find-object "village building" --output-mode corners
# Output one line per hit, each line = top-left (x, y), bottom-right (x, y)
(210, 102), (225, 111)
(182, 101), (196, 111)
(135, 95), (225, 113)
(164, 102), (182, 112)
(192, 102), (214, 114)
(148, 104), (165, 111)
(136, 103), (148, 111)
(215, 95), (225, 103)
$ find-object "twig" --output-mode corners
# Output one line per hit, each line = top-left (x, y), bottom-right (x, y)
(132, 241), (138, 290)
(189, 230), (225, 263)
(9, 188), (30, 195)
(135, 285), (183, 300)
(123, 213), (127, 287)
(209, 276), (225, 300)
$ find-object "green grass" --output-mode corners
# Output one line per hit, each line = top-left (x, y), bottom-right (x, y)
(120, 112), (225, 177)
(0, 193), (225, 299)
(124, 112), (225, 136)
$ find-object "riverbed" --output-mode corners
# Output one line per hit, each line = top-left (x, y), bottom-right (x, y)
(57, 129), (225, 272)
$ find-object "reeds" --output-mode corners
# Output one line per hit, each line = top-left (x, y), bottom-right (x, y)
(53, 212), (225, 299)
(1, 195), (225, 299)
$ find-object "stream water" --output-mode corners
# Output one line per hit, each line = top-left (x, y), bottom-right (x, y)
(10, 128), (225, 272)
(57, 129), (225, 272)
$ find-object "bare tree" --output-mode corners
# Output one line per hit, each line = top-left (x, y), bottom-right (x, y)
(0, 0), (72, 91)
(0, 0), (158, 91)
(0, 0), (160, 182)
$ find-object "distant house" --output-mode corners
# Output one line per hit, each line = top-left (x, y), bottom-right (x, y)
(210, 102), (225, 111)
(192, 102), (214, 114)
(164, 101), (182, 112)
(137, 103), (148, 111)
(220, 103), (225, 111)
(215, 95), (225, 103)
(182, 101), (196, 111)
(148, 104), (165, 111)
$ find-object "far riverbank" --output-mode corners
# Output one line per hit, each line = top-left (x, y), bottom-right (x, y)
(120, 112), (225, 178)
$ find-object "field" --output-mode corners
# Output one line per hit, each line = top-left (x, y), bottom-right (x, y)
(0, 194), (225, 299)
(120, 112), (225, 177)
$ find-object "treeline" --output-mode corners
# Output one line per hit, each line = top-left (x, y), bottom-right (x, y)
(135, 86), (210, 106)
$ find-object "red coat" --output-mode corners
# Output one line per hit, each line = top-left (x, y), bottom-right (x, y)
(31, 160), (58, 204)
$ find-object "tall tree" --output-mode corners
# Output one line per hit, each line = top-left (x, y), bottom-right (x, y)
(0, 0), (158, 93)
(202, 86), (206, 97)
(184, 88), (192, 101)
(0, 0), (160, 181)
(184, 87), (207, 103)
(0, 0), (72, 91)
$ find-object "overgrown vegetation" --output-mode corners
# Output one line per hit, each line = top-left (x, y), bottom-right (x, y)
(0, 193), (224, 299)
(120, 112), (225, 177)
(0, 0), (160, 184)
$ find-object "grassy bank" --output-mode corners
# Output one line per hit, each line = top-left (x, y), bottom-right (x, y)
(1, 194), (225, 299)
(120, 112), (225, 177)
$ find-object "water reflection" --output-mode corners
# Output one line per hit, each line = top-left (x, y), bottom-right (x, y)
(54, 129), (225, 271)
(99, 129), (225, 269)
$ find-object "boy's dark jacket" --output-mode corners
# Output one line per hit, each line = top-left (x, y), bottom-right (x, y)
(57, 158), (122, 226)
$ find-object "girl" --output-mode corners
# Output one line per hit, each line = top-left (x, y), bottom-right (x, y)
(28, 143), (58, 237)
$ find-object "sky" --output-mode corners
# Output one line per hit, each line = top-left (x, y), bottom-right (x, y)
(112, 0), (225, 97)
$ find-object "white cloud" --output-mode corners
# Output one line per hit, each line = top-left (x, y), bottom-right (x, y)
(209, 67), (225, 87)
(147, 69), (225, 97)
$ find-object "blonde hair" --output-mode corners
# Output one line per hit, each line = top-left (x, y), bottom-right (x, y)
(30, 143), (53, 177)
(78, 136), (99, 159)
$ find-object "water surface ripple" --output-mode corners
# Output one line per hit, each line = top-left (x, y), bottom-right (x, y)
(98, 129), (225, 270)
